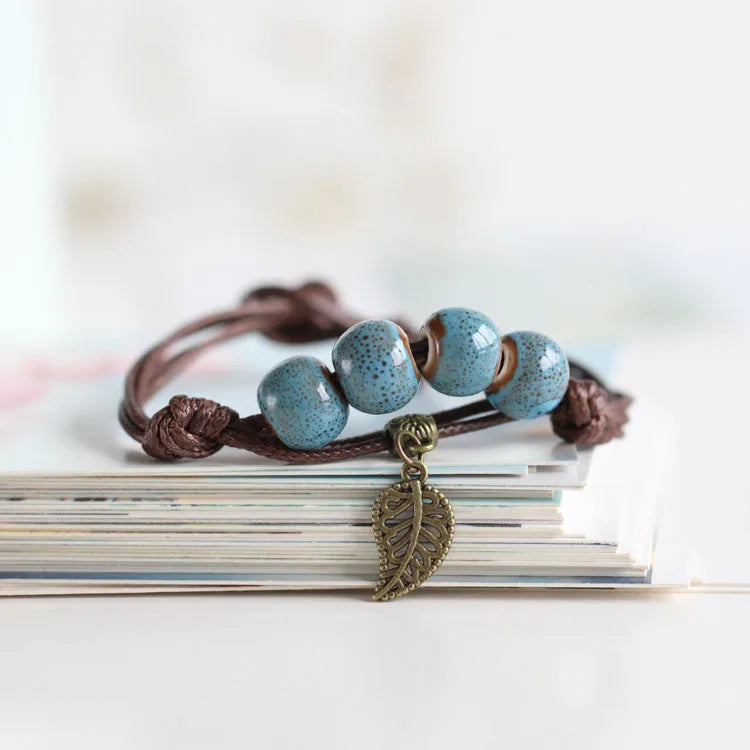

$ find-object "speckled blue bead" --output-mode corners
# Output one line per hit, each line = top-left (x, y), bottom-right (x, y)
(332, 319), (420, 414)
(257, 356), (348, 449)
(485, 331), (569, 419)
(419, 307), (501, 396)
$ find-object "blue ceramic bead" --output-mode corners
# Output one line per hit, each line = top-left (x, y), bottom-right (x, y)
(485, 331), (569, 419)
(257, 355), (348, 449)
(332, 319), (420, 414)
(420, 307), (501, 396)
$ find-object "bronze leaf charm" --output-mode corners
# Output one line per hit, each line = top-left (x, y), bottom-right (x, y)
(371, 478), (454, 601)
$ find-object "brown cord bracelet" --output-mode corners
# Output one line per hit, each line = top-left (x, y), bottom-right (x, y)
(119, 281), (632, 464)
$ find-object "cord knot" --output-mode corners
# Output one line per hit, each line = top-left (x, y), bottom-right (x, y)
(551, 379), (633, 446)
(241, 281), (349, 343)
(142, 395), (238, 460)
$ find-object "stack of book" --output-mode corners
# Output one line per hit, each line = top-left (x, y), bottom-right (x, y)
(0, 343), (665, 596)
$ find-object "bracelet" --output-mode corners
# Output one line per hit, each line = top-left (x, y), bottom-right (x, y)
(119, 281), (632, 601)
(119, 281), (632, 463)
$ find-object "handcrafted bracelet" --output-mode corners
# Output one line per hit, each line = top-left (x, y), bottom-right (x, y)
(120, 281), (632, 600)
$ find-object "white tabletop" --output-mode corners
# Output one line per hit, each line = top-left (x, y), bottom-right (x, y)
(1, 590), (747, 749)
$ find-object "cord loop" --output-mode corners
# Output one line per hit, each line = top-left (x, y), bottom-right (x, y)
(121, 282), (633, 463)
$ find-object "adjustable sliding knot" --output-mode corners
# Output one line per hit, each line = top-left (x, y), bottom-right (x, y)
(551, 379), (633, 446)
(241, 281), (348, 344)
(142, 395), (238, 460)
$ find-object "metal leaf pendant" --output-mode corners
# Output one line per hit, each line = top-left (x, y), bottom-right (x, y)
(372, 477), (454, 601)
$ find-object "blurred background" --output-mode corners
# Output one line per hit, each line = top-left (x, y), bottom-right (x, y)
(1, 0), (748, 349)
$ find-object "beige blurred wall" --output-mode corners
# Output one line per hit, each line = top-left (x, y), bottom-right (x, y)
(3, 1), (749, 345)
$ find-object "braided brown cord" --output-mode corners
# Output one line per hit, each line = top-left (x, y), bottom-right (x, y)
(119, 281), (632, 463)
